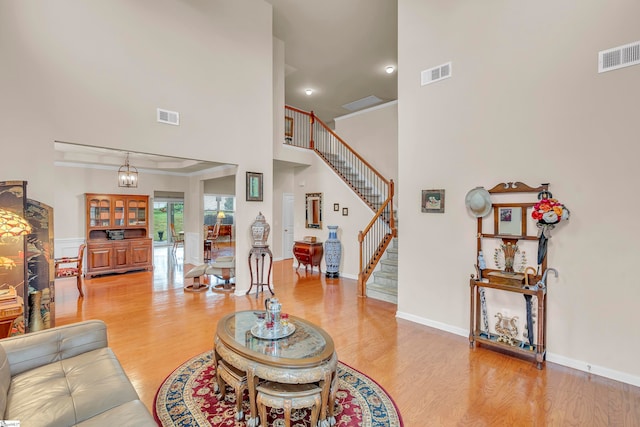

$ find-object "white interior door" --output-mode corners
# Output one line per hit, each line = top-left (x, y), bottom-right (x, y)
(282, 193), (294, 259)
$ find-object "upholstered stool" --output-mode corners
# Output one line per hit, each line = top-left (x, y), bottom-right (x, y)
(216, 360), (248, 421)
(206, 256), (236, 292)
(256, 381), (322, 427)
(184, 264), (209, 292)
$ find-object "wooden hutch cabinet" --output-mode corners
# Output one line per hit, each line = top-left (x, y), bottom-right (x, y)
(85, 194), (153, 278)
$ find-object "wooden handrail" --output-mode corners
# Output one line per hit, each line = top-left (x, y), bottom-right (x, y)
(285, 105), (311, 115)
(359, 192), (393, 238)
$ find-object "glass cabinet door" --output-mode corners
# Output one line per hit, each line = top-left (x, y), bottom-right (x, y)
(114, 198), (125, 227)
(88, 197), (111, 227)
(128, 198), (147, 226)
(138, 201), (147, 225)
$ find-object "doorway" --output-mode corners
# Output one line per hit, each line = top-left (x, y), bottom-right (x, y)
(282, 193), (294, 259)
(153, 197), (184, 246)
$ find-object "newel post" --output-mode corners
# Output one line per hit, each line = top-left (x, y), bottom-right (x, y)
(357, 230), (366, 297)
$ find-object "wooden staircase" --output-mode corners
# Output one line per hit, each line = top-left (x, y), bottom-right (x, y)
(285, 106), (397, 299)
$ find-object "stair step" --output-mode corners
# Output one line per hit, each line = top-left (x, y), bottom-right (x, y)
(380, 257), (397, 270)
(366, 281), (398, 304)
(372, 270), (397, 286)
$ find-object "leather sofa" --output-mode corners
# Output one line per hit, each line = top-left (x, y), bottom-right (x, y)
(0, 320), (157, 426)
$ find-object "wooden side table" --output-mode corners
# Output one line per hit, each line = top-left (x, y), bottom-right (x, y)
(293, 241), (323, 273)
(247, 246), (275, 298)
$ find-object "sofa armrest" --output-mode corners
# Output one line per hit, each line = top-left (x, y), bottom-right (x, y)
(0, 320), (108, 376)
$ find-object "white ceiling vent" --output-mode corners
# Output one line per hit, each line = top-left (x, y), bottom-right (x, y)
(421, 62), (452, 86)
(598, 40), (640, 73)
(157, 108), (180, 126)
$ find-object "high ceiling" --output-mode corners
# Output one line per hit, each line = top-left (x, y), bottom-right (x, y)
(267, 0), (398, 124)
(55, 1), (398, 167)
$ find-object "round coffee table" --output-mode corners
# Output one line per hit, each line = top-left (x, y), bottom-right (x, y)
(214, 310), (337, 427)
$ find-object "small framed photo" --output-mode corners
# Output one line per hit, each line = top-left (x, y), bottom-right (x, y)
(334, 203), (339, 211)
(421, 189), (445, 213)
(246, 172), (263, 201)
(342, 207), (348, 216)
(285, 116), (294, 138)
(500, 208), (512, 222)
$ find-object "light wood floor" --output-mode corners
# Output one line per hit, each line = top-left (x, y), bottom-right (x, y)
(53, 245), (640, 426)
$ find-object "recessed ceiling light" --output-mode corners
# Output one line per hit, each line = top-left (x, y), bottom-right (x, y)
(305, 89), (313, 95)
(385, 65), (395, 74)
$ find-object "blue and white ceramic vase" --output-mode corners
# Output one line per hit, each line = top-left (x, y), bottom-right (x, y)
(324, 225), (341, 278)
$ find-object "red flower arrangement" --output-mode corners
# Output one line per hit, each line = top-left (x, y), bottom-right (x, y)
(531, 195), (570, 225)
(531, 190), (570, 266)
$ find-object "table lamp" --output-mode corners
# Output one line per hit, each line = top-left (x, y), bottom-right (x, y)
(216, 211), (225, 225)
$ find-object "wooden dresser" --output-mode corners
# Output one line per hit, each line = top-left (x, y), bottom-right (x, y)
(85, 194), (153, 278)
(293, 241), (323, 273)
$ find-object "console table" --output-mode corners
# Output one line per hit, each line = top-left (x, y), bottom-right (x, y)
(293, 241), (323, 273)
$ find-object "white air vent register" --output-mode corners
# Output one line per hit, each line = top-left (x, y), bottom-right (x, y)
(157, 108), (180, 125)
(598, 40), (640, 73)
(421, 62), (452, 86)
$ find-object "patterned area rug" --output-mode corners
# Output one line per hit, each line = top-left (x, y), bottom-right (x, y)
(154, 350), (403, 427)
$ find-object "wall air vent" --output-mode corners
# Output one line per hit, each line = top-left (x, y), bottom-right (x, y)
(598, 40), (640, 73)
(157, 108), (180, 125)
(421, 62), (452, 86)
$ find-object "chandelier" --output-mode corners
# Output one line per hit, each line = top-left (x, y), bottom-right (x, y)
(118, 152), (138, 188)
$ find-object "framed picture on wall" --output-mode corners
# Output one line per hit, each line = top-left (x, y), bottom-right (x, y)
(285, 117), (294, 138)
(246, 172), (263, 201)
(421, 189), (445, 213)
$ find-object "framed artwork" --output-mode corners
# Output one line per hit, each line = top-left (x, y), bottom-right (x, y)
(342, 207), (349, 216)
(421, 189), (445, 213)
(334, 203), (339, 211)
(285, 117), (294, 138)
(246, 172), (263, 201)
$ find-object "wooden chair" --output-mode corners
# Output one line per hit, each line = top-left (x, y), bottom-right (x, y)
(170, 224), (184, 253)
(207, 223), (221, 249)
(216, 360), (248, 421)
(54, 243), (86, 297)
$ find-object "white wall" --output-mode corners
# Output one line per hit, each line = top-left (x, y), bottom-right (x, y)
(2, 0), (274, 294)
(398, 0), (640, 384)
(204, 176), (236, 195)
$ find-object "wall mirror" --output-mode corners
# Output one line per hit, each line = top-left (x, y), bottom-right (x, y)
(497, 206), (522, 236)
(492, 203), (536, 237)
(305, 193), (322, 229)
